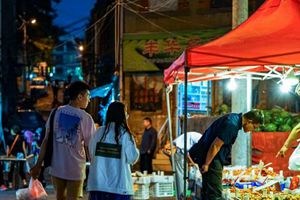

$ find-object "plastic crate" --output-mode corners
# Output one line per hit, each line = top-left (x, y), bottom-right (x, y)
(133, 176), (151, 184)
(133, 184), (150, 200)
(151, 182), (174, 198)
(151, 175), (174, 183)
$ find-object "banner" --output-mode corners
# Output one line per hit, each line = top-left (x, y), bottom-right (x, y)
(124, 28), (229, 72)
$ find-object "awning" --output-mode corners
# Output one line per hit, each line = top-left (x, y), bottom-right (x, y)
(164, 0), (300, 84)
(90, 83), (113, 98)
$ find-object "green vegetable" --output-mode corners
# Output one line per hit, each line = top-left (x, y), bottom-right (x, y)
(264, 123), (277, 132)
(278, 124), (292, 132)
(273, 116), (284, 126)
(293, 116), (300, 124)
(263, 110), (272, 123)
(280, 111), (291, 119)
(254, 127), (262, 132)
(285, 117), (293, 126)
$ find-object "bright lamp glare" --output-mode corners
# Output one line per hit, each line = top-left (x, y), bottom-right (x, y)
(31, 19), (37, 24)
(49, 72), (53, 77)
(280, 84), (291, 93)
(283, 70), (299, 86)
(78, 45), (84, 51)
(282, 77), (299, 86)
(227, 78), (237, 91)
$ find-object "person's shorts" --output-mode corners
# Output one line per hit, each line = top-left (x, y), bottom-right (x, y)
(52, 176), (84, 198)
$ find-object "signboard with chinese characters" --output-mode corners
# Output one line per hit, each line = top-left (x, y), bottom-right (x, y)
(124, 28), (229, 72)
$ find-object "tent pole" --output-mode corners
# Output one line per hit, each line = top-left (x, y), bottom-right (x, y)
(183, 50), (189, 200)
(166, 85), (178, 199)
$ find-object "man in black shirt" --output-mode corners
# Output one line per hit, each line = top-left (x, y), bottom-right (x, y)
(140, 117), (157, 173)
(189, 110), (264, 199)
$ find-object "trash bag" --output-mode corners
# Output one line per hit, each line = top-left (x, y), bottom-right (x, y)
(289, 144), (300, 171)
(16, 178), (47, 200)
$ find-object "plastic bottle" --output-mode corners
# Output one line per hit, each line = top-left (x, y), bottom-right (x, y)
(285, 177), (291, 189)
(224, 189), (231, 200)
(277, 170), (285, 190)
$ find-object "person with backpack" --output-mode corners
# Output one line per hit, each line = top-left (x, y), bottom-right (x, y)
(87, 101), (139, 200)
(31, 81), (96, 200)
(189, 110), (264, 199)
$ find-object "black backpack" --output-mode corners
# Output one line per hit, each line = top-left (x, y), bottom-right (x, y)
(44, 108), (57, 168)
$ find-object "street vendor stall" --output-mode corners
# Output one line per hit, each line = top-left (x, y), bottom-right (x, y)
(164, 0), (300, 199)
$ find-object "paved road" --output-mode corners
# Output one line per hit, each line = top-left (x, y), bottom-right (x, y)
(0, 189), (89, 200)
(0, 189), (176, 200)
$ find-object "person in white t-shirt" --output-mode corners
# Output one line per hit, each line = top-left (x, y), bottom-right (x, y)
(31, 81), (96, 200)
(87, 101), (139, 200)
(173, 132), (202, 198)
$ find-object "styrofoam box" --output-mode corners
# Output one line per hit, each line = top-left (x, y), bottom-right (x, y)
(151, 175), (174, 183)
(133, 176), (151, 184)
(133, 184), (150, 200)
(150, 182), (174, 198)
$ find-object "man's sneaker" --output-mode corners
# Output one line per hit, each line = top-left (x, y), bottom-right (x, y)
(0, 185), (8, 191)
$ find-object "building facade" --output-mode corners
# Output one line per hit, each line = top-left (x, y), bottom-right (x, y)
(86, 0), (264, 136)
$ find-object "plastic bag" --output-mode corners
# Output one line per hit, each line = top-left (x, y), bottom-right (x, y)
(289, 143), (300, 171)
(16, 178), (47, 200)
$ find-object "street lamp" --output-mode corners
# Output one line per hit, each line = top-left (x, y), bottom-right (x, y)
(78, 45), (84, 52)
(30, 19), (37, 24)
(19, 16), (37, 94)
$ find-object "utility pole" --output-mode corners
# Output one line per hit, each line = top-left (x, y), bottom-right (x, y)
(232, 0), (248, 29)
(115, 0), (124, 102)
(19, 17), (36, 95)
(231, 0), (251, 167)
(0, 0), (5, 151)
(23, 20), (27, 95)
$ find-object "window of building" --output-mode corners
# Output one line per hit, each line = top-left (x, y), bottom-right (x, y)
(130, 75), (163, 112)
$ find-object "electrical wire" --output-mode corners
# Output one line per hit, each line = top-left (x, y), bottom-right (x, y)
(123, 4), (188, 41)
(146, 0), (176, 12)
(52, 3), (116, 50)
(85, 12), (114, 50)
(126, 0), (212, 28)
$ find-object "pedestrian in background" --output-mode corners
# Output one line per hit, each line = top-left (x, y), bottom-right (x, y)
(7, 125), (28, 188)
(87, 101), (139, 200)
(173, 132), (202, 198)
(51, 80), (59, 106)
(31, 81), (96, 200)
(140, 117), (157, 174)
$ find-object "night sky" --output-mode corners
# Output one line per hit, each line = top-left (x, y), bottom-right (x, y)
(54, 0), (96, 37)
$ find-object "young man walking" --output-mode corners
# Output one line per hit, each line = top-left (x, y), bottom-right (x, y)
(31, 81), (96, 200)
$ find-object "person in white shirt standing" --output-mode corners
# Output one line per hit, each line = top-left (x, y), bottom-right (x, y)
(87, 101), (139, 200)
(173, 132), (202, 198)
(31, 81), (96, 200)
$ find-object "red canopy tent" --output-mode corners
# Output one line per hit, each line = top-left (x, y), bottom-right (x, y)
(164, 1), (300, 198)
(164, 0), (300, 84)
